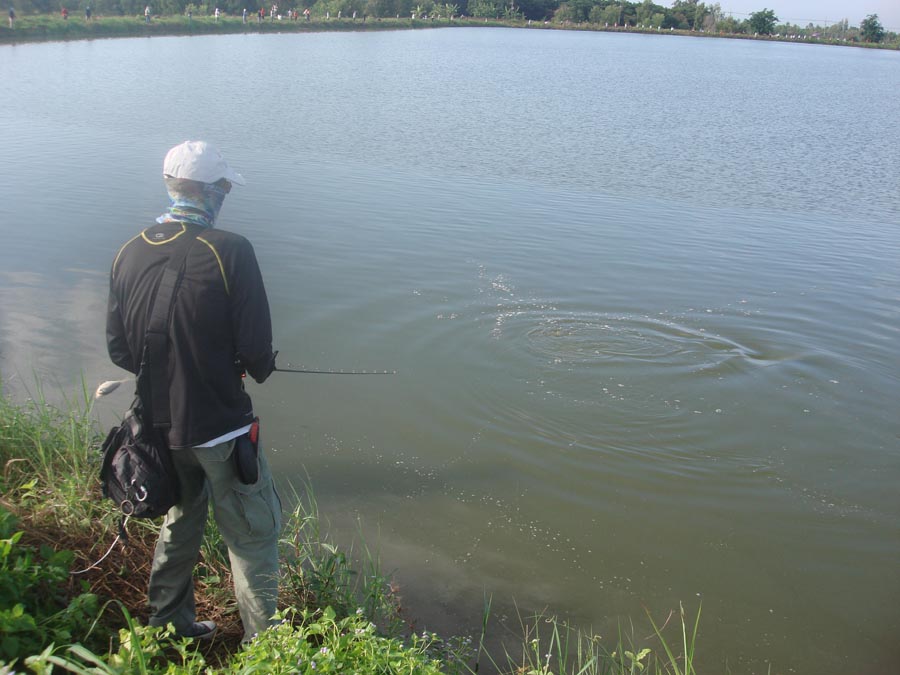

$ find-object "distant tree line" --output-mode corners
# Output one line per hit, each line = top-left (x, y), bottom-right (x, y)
(5, 0), (895, 45)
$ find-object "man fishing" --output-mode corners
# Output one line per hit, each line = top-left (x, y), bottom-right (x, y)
(106, 140), (281, 642)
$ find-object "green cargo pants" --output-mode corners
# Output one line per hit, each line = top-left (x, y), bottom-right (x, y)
(147, 438), (281, 641)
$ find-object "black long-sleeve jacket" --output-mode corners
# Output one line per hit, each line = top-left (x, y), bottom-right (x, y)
(107, 221), (275, 449)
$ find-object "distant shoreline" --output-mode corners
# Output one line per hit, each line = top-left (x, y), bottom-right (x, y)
(2, 14), (898, 49)
(0, 14), (429, 44)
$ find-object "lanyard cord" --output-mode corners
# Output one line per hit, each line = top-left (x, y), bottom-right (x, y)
(71, 515), (130, 575)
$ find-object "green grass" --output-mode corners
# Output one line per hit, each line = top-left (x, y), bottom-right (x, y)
(0, 379), (102, 528)
(0, 384), (705, 674)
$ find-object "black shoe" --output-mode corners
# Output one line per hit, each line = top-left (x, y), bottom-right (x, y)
(177, 620), (217, 640)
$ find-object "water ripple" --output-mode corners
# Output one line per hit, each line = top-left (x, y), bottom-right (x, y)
(523, 311), (768, 373)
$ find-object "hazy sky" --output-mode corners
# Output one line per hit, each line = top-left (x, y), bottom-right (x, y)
(717, 1), (900, 30)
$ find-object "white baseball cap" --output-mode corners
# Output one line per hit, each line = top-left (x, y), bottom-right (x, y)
(163, 140), (246, 186)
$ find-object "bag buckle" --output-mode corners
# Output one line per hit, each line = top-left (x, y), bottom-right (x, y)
(130, 479), (149, 502)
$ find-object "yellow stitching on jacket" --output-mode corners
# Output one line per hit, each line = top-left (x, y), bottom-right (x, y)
(111, 233), (142, 278)
(197, 236), (229, 295)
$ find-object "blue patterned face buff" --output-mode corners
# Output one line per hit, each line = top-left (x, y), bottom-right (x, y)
(157, 177), (229, 228)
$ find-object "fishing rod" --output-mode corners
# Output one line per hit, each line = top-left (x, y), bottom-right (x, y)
(271, 352), (397, 375)
(94, 360), (397, 398)
(275, 366), (397, 375)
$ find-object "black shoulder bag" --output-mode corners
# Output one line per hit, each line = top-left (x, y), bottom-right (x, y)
(100, 230), (199, 525)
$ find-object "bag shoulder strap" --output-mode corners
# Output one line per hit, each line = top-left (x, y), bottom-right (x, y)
(142, 227), (200, 431)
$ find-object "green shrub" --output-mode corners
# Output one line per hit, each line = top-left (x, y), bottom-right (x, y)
(24, 607), (456, 674)
(24, 612), (210, 674)
(231, 606), (448, 674)
(0, 507), (100, 665)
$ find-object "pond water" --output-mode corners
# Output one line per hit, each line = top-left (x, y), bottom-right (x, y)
(1, 27), (898, 673)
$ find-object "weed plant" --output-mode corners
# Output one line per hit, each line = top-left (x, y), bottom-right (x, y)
(485, 604), (700, 675)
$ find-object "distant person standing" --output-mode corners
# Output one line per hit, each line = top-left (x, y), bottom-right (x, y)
(257, 6), (262, 22)
(8, 5), (14, 28)
(84, 4), (91, 20)
(144, 5), (150, 22)
(61, 6), (68, 19)
(214, 6), (219, 22)
(242, 7), (247, 23)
